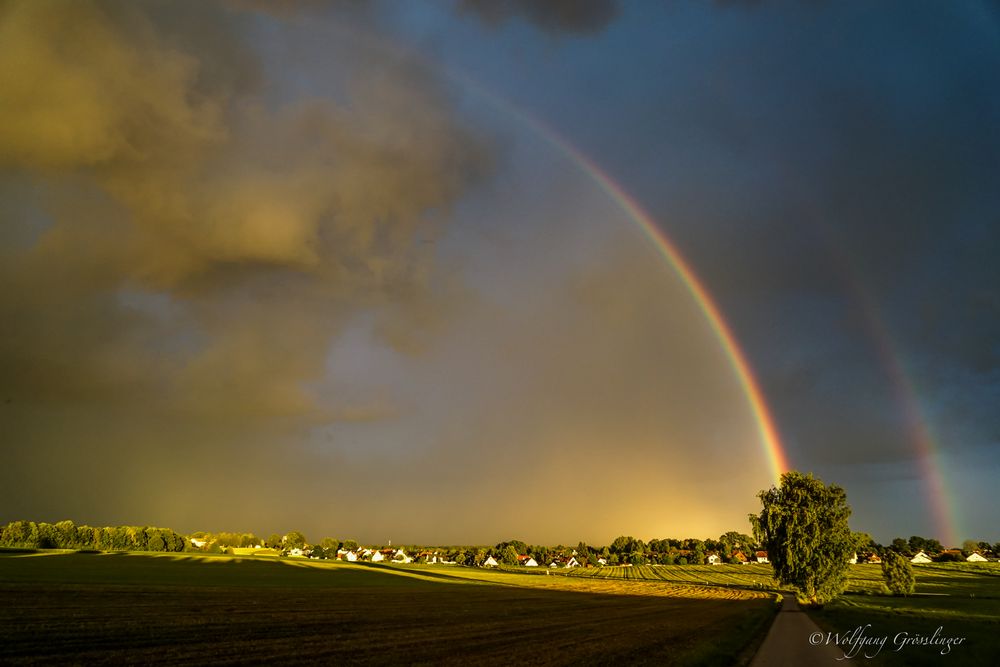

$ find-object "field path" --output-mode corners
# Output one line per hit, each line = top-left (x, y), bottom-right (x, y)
(750, 594), (844, 666)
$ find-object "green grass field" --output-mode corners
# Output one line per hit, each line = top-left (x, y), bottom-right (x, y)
(0, 551), (776, 665)
(806, 563), (1000, 665)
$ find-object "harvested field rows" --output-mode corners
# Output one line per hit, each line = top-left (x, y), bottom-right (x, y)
(563, 564), (780, 591)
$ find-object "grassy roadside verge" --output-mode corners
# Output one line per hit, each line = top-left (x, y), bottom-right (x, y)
(806, 593), (1000, 665)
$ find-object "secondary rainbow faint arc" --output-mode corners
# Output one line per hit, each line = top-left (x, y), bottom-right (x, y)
(814, 219), (958, 546)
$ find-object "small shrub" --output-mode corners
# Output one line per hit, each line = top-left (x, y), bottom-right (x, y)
(881, 550), (915, 596)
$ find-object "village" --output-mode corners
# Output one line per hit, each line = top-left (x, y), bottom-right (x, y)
(855, 548), (994, 565)
(295, 547), (997, 567)
(183, 527), (1000, 570)
(318, 546), (775, 568)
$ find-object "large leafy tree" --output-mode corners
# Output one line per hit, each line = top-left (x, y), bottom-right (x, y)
(910, 535), (942, 554)
(691, 542), (705, 565)
(851, 531), (876, 555)
(500, 545), (519, 565)
(495, 540), (528, 557)
(719, 531), (755, 558)
(284, 531), (307, 550)
(961, 539), (981, 556)
(889, 537), (910, 555)
(610, 536), (645, 563)
(749, 471), (854, 607)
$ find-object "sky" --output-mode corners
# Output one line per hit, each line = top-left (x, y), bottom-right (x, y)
(1, 0), (998, 547)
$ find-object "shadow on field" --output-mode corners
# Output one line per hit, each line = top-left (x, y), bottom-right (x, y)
(0, 551), (451, 589)
(0, 552), (778, 666)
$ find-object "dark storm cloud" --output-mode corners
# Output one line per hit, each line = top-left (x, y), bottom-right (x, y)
(458, 0), (619, 34)
(627, 2), (1000, 482)
(0, 0), (490, 526)
(230, 0), (623, 34)
(5, 0), (713, 545)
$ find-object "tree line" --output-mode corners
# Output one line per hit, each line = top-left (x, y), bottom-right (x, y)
(142, 529), (765, 565)
(5, 514), (991, 570)
(167, 529), (1000, 563)
(0, 520), (185, 552)
(883, 536), (998, 559)
(486, 533), (760, 567)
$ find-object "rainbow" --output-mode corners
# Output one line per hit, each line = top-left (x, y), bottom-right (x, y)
(874, 320), (958, 547)
(460, 78), (790, 482)
(466, 47), (964, 546)
(533, 124), (791, 485)
(319, 20), (791, 485)
(819, 231), (959, 546)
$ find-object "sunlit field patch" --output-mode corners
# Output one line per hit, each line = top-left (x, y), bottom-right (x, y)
(399, 564), (771, 600)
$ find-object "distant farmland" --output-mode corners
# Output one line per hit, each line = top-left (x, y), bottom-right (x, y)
(0, 551), (776, 665)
